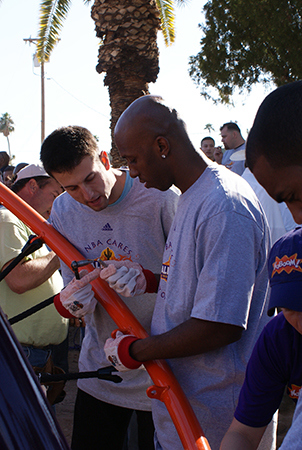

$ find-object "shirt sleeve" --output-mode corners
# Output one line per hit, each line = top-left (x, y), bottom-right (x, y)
(191, 209), (268, 328)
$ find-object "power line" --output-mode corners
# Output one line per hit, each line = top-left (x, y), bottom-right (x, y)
(48, 78), (109, 120)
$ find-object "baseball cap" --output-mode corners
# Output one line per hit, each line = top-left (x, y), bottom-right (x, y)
(15, 164), (49, 182)
(267, 226), (302, 316)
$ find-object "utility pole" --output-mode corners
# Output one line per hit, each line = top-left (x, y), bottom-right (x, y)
(23, 37), (45, 143)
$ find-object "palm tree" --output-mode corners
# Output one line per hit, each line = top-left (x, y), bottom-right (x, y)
(0, 113), (14, 159)
(204, 123), (214, 134)
(37, 0), (181, 167)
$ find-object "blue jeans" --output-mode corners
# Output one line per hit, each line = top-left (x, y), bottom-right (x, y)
(21, 335), (69, 373)
(21, 346), (51, 368)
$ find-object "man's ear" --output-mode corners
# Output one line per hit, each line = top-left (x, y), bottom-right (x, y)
(27, 179), (38, 195)
(156, 136), (170, 159)
(99, 151), (110, 170)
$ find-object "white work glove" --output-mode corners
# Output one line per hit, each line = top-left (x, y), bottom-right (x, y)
(54, 268), (100, 318)
(104, 330), (142, 372)
(100, 260), (157, 297)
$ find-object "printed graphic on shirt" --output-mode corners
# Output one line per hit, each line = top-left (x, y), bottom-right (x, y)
(271, 253), (302, 277)
(85, 238), (132, 256)
(102, 223), (113, 231)
(102, 247), (134, 262)
(91, 247), (134, 266)
(225, 161), (234, 170)
(160, 256), (171, 282)
(288, 383), (301, 401)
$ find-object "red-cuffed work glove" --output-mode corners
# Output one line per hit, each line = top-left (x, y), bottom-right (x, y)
(54, 268), (100, 318)
(104, 331), (142, 372)
(100, 260), (158, 297)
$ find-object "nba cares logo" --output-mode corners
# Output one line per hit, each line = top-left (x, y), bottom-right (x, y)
(271, 253), (302, 277)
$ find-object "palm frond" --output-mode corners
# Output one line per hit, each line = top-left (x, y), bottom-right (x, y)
(37, 0), (71, 62)
(156, 0), (175, 46)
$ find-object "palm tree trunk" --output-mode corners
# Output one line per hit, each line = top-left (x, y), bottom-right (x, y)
(6, 136), (11, 159)
(105, 73), (150, 167)
(91, 0), (161, 167)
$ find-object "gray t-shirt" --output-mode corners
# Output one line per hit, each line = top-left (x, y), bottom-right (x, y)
(151, 164), (271, 449)
(222, 143), (246, 175)
(50, 173), (179, 411)
(279, 392), (302, 449)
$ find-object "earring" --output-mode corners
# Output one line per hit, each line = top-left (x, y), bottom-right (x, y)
(162, 155), (166, 159)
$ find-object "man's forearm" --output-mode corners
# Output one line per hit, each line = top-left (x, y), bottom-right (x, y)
(3, 251), (60, 294)
(130, 317), (243, 362)
(219, 419), (266, 450)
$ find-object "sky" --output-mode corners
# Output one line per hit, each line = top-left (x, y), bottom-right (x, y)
(0, 0), (275, 166)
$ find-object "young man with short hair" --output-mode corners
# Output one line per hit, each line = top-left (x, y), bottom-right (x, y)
(244, 79), (302, 450)
(200, 136), (215, 161)
(40, 125), (179, 450)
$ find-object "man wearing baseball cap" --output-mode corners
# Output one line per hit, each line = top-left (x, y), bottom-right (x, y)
(220, 226), (302, 449)
(0, 164), (69, 384)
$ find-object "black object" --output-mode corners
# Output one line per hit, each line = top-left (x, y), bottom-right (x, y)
(39, 366), (122, 384)
(0, 307), (70, 449)
(9, 296), (55, 325)
(0, 234), (44, 282)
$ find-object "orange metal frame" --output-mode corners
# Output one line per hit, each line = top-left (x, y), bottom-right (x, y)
(0, 183), (211, 450)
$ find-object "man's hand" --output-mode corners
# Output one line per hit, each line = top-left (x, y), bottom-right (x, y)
(100, 260), (158, 297)
(54, 268), (100, 318)
(213, 146), (223, 164)
(104, 330), (142, 372)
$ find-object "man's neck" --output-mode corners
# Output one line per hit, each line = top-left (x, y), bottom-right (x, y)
(234, 140), (245, 150)
(108, 169), (127, 205)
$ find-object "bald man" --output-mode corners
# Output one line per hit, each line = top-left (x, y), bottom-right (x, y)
(103, 95), (275, 450)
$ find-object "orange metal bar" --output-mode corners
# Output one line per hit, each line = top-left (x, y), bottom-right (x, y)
(0, 183), (211, 450)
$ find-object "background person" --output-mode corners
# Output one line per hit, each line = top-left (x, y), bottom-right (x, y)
(0, 164), (68, 374)
(213, 145), (223, 164)
(220, 122), (246, 175)
(2, 164), (15, 187)
(200, 136), (215, 161)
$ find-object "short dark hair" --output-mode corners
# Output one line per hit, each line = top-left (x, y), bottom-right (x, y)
(11, 176), (51, 194)
(200, 136), (215, 146)
(246, 81), (302, 170)
(2, 165), (15, 173)
(220, 122), (241, 134)
(40, 126), (99, 175)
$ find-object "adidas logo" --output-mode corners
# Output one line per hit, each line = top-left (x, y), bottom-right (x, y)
(102, 223), (113, 231)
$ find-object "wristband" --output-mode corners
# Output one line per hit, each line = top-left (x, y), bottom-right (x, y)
(142, 269), (158, 293)
(118, 335), (142, 370)
(53, 294), (76, 319)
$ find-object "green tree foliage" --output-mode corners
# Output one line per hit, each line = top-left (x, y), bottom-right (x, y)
(37, 0), (177, 63)
(189, 0), (302, 103)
